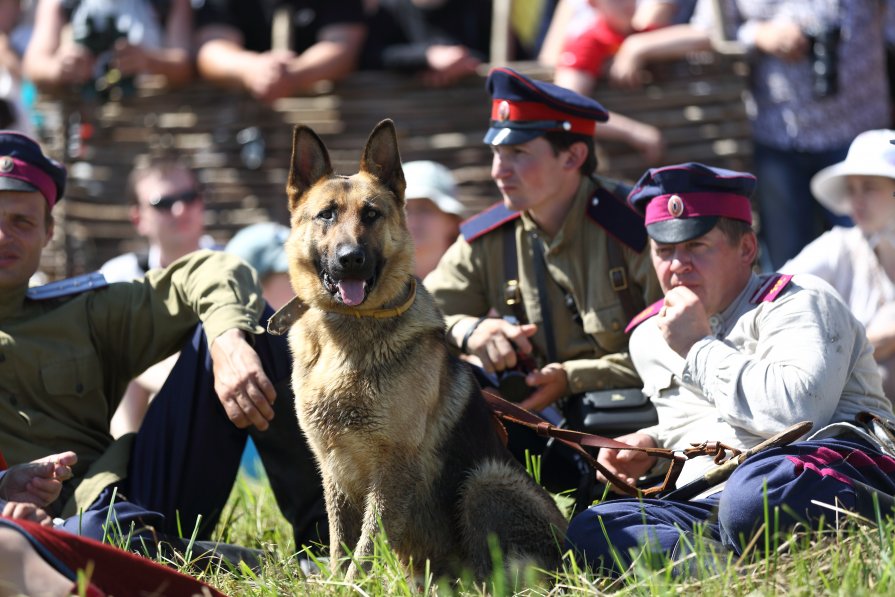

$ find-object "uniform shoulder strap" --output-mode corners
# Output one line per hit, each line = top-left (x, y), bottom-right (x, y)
(26, 272), (109, 301)
(585, 184), (648, 252)
(624, 298), (665, 333)
(750, 274), (793, 304)
(460, 201), (521, 243)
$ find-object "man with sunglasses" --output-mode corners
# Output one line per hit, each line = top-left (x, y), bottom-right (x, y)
(100, 155), (218, 439)
(101, 155), (214, 283)
(0, 131), (325, 569)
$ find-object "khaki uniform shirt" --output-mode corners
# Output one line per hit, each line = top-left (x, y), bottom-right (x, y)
(424, 177), (663, 394)
(0, 250), (265, 516)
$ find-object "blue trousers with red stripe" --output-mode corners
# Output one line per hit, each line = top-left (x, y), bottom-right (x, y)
(565, 437), (895, 573)
(58, 308), (327, 552)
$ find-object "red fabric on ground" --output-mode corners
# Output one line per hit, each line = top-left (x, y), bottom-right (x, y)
(3, 517), (229, 597)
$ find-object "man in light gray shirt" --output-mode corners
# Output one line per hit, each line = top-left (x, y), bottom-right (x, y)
(565, 162), (895, 574)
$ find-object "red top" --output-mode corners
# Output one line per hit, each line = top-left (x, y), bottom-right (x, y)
(558, 14), (628, 77)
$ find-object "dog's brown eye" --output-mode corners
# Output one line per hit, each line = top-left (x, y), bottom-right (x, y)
(362, 208), (380, 223)
(317, 208), (334, 221)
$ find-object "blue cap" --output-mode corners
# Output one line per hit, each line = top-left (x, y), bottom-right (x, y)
(0, 131), (66, 209)
(483, 67), (608, 146)
(627, 162), (756, 244)
(225, 222), (290, 277)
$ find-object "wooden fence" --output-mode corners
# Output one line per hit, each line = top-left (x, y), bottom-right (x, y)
(33, 52), (752, 279)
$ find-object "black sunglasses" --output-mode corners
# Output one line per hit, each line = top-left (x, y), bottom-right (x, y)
(148, 189), (201, 211)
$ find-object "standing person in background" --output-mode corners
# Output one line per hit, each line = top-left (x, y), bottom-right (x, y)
(582, 0), (895, 268)
(784, 129), (895, 403)
(101, 155), (215, 438)
(194, 0), (366, 103)
(403, 160), (464, 279)
(23, 0), (195, 92)
(551, 0), (679, 163)
(360, 0), (491, 87)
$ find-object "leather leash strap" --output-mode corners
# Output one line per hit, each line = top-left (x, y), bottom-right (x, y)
(484, 388), (811, 498)
(484, 388), (687, 497)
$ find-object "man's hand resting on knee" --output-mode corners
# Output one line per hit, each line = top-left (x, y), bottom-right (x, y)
(210, 328), (277, 430)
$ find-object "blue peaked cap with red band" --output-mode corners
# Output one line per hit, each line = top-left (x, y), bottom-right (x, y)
(484, 67), (609, 146)
(0, 131), (66, 209)
(627, 162), (756, 244)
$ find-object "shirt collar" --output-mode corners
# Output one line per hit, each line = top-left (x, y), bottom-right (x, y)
(710, 273), (762, 336)
(518, 176), (592, 251)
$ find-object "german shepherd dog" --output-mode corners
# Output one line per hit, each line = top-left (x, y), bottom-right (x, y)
(269, 119), (567, 580)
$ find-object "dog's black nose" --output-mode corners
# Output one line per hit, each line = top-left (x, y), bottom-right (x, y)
(336, 245), (366, 270)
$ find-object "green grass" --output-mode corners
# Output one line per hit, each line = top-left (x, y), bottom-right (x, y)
(104, 471), (895, 597)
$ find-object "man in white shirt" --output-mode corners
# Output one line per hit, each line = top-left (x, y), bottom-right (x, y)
(565, 162), (895, 574)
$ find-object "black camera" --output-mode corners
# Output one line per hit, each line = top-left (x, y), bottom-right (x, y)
(497, 351), (538, 403)
(807, 26), (840, 99)
(71, 12), (135, 101)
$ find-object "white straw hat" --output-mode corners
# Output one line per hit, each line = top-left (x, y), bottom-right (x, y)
(811, 129), (895, 215)
(402, 161), (465, 216)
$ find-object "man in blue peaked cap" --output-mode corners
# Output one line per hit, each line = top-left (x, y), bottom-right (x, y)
(0, 131), (326, 568)
(565, 162), (895, 575)
(424, 67), (663, 500)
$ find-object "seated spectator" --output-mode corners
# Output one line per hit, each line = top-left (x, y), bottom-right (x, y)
(23, 0), (194, 94)
(194, 0), (366, 103)
(550, 0), (677, 162)
(402, 160), (464, 278)
(225, 221), (294, 311)
(783, 129), (895, 403)
(101, 154), (216, 438)
(361, 0), (491, 87)
(0, 131), (325, 561)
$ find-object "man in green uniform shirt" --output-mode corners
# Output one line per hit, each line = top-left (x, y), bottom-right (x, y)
(0, 131), (324, 559)
(424, 67), (663, 496)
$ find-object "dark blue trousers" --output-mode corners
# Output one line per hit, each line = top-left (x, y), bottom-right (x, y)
(566, 437), (895, 574)
(59, 309), (327, 551)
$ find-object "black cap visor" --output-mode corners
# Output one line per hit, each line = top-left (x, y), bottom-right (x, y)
(646, 216), (719, 244)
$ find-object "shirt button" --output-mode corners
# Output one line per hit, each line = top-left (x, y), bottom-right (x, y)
(612, 320), (620, 331)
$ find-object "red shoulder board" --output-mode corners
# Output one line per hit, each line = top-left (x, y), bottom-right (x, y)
(750, 274), (793, 304)
(625, 298), (665, 333)
(460, 201), (521, 242)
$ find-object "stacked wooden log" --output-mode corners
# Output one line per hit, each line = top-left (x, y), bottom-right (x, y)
(33, 53), (751, 279)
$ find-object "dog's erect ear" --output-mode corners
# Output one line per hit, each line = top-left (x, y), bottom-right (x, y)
(360, 119), (406, 204)
(287, 125), (333, 212)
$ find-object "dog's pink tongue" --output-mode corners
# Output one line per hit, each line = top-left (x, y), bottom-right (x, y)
(337, 279), (366, 306)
